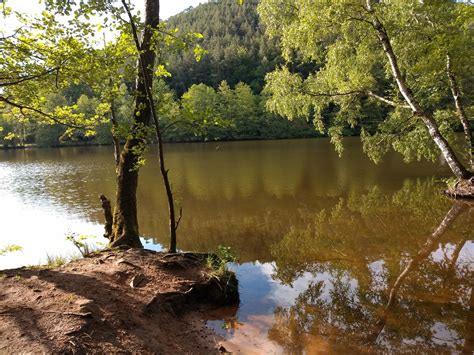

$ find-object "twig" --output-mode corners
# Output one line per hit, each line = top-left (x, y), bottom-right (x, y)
(175, 207), (183, 231)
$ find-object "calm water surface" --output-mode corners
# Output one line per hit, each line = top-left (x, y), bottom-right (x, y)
(0, 138), (472, 353)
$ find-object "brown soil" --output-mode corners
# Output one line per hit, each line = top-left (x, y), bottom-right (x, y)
(444, 177), (474, 199)
(0, 248), (239, 353)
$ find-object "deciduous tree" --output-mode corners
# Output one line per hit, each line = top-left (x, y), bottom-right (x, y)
(259, 0), (474, 180)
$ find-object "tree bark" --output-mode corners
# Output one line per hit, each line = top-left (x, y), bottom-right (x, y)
(110, 0), (160, 248)
(99, 194), (113, 239)
(446, 54), (473, 169)
(366, 2), (472, 180)
(110, 100), (121, 168)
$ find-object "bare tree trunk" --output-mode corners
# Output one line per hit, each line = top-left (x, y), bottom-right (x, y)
(155, 127), (180, 253)
(366, 1), (472, 180)
(122, 0), (181, 253)
(110, 0), (160, 248)
(446, 54), (473, 169)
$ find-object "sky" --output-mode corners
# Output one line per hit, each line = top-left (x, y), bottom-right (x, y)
(2, 0), (207, 25)
(1, 0), (207, 37)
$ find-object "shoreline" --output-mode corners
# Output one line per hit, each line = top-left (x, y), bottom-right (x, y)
(0, 248), (239, 353)
(0, 134), (328, 150)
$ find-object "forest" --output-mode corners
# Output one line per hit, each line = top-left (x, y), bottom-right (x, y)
(0, 0), (320, 148)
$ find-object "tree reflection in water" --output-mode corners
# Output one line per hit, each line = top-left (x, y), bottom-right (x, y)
(267, 180), (473, 353)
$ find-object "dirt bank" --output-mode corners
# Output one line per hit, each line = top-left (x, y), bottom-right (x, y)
(0, 248), (239, 353)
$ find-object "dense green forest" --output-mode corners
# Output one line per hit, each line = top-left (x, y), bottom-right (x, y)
(166, 0), (281, 95)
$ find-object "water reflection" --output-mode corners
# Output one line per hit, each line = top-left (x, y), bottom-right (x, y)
(0, 139), (472, 352)
(211, 180), (473, 353)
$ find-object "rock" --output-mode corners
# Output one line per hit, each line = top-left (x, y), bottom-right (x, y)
(75, 299), (94, 313)
(129, 274), (146, 288)
(116, 259), (140, 269)
(218, 345), (231, 353)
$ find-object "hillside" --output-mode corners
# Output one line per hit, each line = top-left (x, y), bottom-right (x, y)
(166, 0), (282, 96)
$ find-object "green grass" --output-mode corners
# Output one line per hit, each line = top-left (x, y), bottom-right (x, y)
(45, 254), (69, 267)
(44, 253), (82, 268)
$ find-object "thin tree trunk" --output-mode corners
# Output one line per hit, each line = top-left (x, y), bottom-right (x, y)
(110, 0), (160, 248)
(446, 54), (473, 169)
(122, 0), (180, 253)
(156, 126), (179, 253)
(366, 1), (472, 180)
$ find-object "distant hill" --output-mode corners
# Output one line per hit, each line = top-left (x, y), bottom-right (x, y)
(166, 0), (282, 96)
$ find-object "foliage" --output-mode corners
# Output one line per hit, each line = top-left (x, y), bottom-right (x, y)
(0, 0), (335, 147)
(65, 233), (105, 257)
(45, 254), (69, 267)
(216, 245), (237, 264)
(207, 245), (238, 279)
(258, 0), (474, 163)
(0, 244), (23, 256)
(168, 81), (318, 142)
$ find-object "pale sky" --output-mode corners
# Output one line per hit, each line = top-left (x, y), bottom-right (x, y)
(1, 0), (208, 37)
(2, 0), (207, 24)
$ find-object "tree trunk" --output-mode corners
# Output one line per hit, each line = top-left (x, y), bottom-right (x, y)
(157, 127), (179, 253)
(446, 54), (473, 169)
(99, 194), (113, 239)
(367, 3), (472, 179)
(110, 0), (160, 248)
(110, 100), (121, 168)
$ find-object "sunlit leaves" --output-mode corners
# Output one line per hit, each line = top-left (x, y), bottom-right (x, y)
(193, 44), (207, 62)
(154, 64), (172, 78)
(0, 244), (23, 256)
(1, 0), (207, 149)
(259, 0), (474, 163)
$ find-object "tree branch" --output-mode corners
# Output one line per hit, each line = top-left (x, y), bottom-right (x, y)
(302, 88), (410, 109)
(301, 89), (362, 98)
(367, 91), (410, 109)
(0, 96), (88, 129)
(0, 67), (59, 87)
(160, 119), (201, 134)
(175, 207), (183, 231)
(0, 26), (25, 42)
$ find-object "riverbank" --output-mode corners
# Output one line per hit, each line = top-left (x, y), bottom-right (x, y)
(445, 177), (474, 199)
(0, 132), (323, 150)
(0, 248), (239, 353)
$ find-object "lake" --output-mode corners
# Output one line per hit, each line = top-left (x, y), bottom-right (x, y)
(0, 138), (472, 353)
